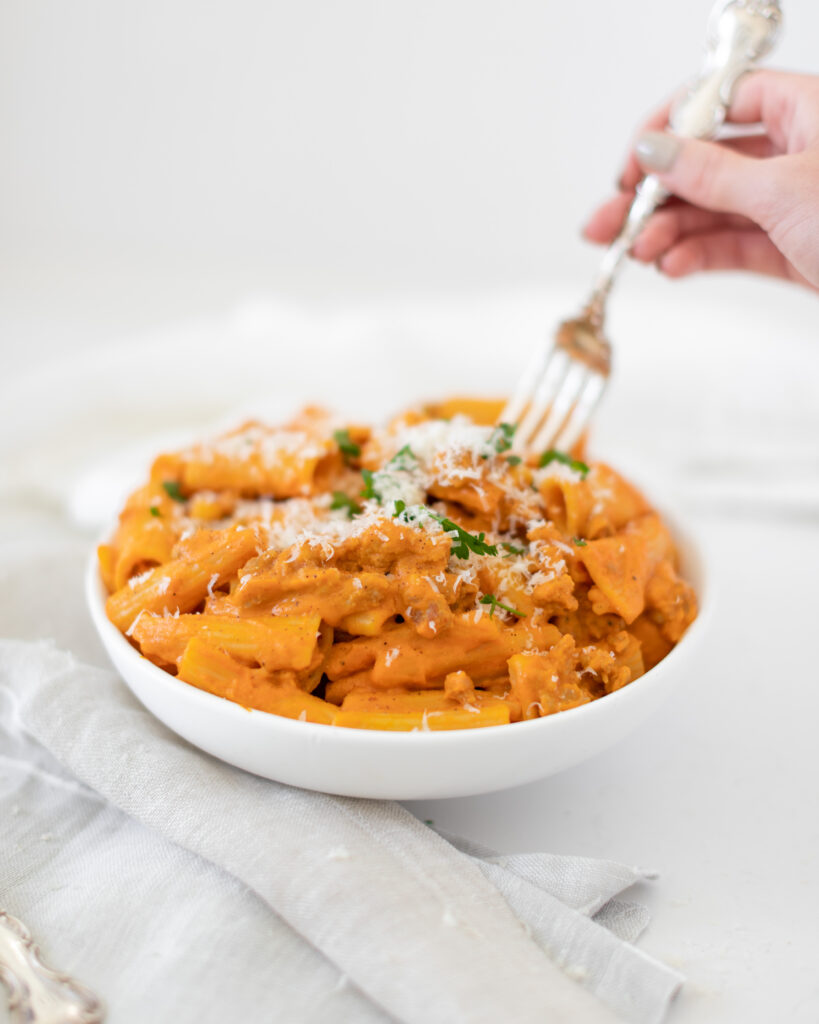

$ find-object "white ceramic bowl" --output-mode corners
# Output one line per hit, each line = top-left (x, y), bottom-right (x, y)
(86, 515), (708, 800)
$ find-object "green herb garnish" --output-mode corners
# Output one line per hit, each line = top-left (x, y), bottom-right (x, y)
(360, 468), (380, 501)
(387, 444), (417, 471)
(161, 480), (186, 503)
(333, 428), (361, 462)
(430, 513), (498, 559)
(394, 500), (428, 524)
(149, 505), (161, 517)
(482, 422), (516, 459)
(389, 500), (499, 559)
(331, 491), (362, 518)
(505, 454), (522, 466)
(479, 594), (526, 619)
(538, 449), (590, 478)
(572, 537), (588, 547)
(502, 542), (524, 557)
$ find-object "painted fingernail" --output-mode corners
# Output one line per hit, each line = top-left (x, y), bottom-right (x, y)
(635, 131), (681, 172)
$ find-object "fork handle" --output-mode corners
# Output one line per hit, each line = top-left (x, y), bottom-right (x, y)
(0, 910), (104, 1023)
(586, 0), (783, 322)
(588, 175), (668, 321)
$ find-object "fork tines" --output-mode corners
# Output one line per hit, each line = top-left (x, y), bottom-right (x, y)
(502, 318), (611, 457)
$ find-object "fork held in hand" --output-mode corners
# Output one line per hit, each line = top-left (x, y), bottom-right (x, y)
(503, 0), (783, 457)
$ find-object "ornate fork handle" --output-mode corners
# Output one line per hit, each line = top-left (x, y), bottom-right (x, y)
(0, 911), (105, 1023)
(586, 0), (783, 324)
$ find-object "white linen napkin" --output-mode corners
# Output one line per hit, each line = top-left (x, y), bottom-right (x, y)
(0, 541), (683, 1024)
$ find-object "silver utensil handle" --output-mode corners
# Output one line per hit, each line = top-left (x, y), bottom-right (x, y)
(0, 911), (105, 1024)
(670, 0), (783, 138)
(588, 0), (783, 317)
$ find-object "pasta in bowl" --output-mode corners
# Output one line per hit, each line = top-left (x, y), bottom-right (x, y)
(88, 399), (706, 798)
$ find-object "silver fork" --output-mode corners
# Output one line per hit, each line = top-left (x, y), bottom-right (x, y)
(503, 0), (783, 457)
(0, 910), (105, 1023)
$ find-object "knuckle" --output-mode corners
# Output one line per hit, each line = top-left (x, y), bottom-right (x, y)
(681, 143), (723, 204)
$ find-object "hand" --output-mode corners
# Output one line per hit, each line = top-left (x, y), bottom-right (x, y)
(583, 70), (819, 291)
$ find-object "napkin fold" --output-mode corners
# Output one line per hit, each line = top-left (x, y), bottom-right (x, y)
(0, 544), (683, 1024)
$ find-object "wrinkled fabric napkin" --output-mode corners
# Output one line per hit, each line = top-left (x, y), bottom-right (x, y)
(0, 540), (683, 1024)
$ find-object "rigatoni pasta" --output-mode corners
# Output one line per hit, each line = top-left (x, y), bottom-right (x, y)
(99, 400), (697, 730)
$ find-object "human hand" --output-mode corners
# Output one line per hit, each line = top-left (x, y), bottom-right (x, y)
(583, 70), (819, 291)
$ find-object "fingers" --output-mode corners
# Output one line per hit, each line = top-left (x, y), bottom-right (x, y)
(618, 99), (675, 191)
(585, 203), (809, 288)
(726, 69), (791, 123)
(657, 228), (795, 282)
(583, 190), (754, 252)
(586, 69), (819, 289)
(630, 207), (755, 263)
(633, 132), (783, 226)
(620, 132), (779, 197)
(589, 131), (779, 246)
(616, 68), (805, 191)
(582, 192), (634, 244)
(727, 70), (819, 149)
(718, 133), (778, 160)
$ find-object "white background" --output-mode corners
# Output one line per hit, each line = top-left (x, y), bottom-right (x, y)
(2, 0), (818, 365)
(2, 3), (819, 1024)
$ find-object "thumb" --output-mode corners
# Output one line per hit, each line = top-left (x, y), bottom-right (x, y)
(634, 130), (778, 224)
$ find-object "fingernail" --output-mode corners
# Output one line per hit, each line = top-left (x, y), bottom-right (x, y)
(635, 131), (681, 172)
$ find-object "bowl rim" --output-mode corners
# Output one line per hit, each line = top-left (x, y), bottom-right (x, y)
(86, 507), (711, 749)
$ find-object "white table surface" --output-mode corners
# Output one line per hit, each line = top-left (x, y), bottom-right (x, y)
(410, 511), (819, 1024)
(1, 258), (818, 1024)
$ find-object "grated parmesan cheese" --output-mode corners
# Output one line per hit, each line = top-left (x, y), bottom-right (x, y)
(128, 569), (154, 589)
(125, 610), (144, 637)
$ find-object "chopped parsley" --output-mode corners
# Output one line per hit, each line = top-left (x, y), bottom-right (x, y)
(330, 491), (362, 518)
(391, 501), (497, 560)
(149, 505), (161, 518)
(360, 469), (380, 501)
(479, 594), (526, 619)
(387, 444), (417, 471)
(505, 454), (522, 467)
(430, 513), (498, 559)
(573, 537), (588, 547)
(502, 542), (524, 557)
(538, 449), (590, 478)
(161, 480), (186, 503)
(333, 428), (361, 462)
(394, 501), (430, 525)
(482, 422), (516, 458)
